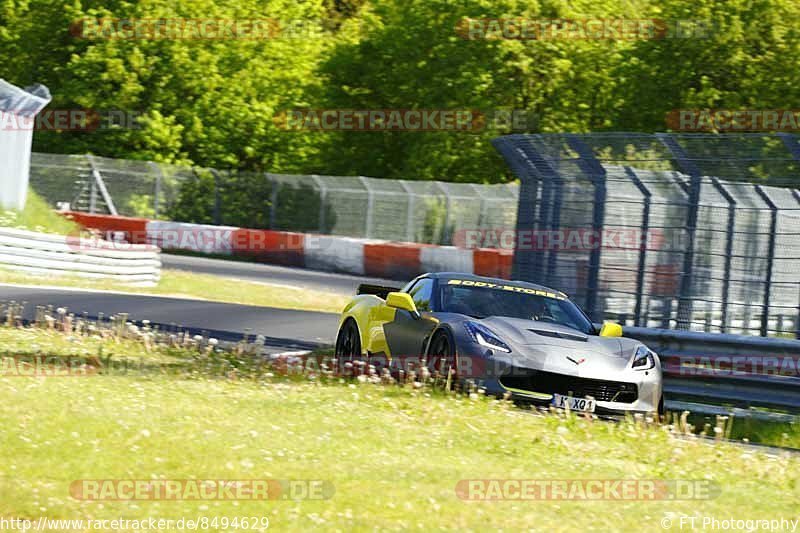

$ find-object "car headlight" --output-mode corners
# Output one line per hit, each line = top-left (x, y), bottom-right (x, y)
(632, 345), (655, 370)
(464, 322), (511, 353)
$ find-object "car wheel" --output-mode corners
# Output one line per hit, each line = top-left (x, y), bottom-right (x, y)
(427, 330), (457, 388)
(335, 319), (361, 366)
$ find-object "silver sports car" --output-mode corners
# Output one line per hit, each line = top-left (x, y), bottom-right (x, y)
(336, 272), (663, 416)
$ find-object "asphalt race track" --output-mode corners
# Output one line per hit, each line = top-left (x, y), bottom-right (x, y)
(0, 284), (340, 352)
(161, 253), (397, 295)
(0, 255), (403, 352)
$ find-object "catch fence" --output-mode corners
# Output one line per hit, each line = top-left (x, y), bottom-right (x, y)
(28, 153), (519, 246)
(493, 133), (800, 338)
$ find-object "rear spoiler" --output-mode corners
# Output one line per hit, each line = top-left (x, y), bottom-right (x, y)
(357, 284), (402, 300)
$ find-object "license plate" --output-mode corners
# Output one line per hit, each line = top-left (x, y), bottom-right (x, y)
(551, 394), (596, 413)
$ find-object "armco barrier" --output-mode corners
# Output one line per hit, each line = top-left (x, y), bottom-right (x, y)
(0, 226), (161, 285)
(625, 326), (800, 414)
(63, 212), (512, 281)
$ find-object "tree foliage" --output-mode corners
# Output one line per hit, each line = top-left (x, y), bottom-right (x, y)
(2, 0), (800, 185)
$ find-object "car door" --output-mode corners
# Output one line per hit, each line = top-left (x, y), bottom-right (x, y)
(383, 277), (440, 358)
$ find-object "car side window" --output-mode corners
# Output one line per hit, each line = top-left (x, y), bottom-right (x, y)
(408, 278), (434, 312)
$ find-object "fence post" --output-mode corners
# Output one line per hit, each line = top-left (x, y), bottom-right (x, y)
(148, 161), (164, 218)
(624, 167), (651, 327)
(358, 176), (374, 238)
(267, 174), (279, 230)
(86, 155), (118, 215)
(776, 134), (800, 339)
(754, 185), (778, 336)
(656, 134), (703, 331)
(89, 172), (97, 214)
(797, 188), (800, 340)
(435, 182), (452, 245)
(490, 139), (541, 281)
(796, 187), (800, 340)
(310, 175), (328, 234)
(399, 181), (416, 242)
(709, 178), (736, 333)
(470, 184), (488, 229)
(208, 169), (222, 225)
(545, 176), (564, 288)
(566, 135), (606, 321)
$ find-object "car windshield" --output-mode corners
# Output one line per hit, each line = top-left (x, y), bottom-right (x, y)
(439, 283), (594, 334)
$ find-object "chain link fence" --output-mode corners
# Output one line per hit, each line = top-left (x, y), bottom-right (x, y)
(28, 153), (519, 245)
(29, 136), (800, 338)
(493, 133), (800, 338)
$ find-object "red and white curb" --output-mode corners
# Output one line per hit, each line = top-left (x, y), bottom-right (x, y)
(63, 212), (512, 280)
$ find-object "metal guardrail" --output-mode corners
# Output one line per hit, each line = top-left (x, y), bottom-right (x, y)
(625, 326), (800, 415)
(0, 227), (161, 285)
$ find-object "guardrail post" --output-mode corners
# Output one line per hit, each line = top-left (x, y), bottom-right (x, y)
(624, 167), (651, 327)
(754, 185), (778, 337)
(566, 135), (606, 321)
(656, 134), (703, 331)
(709, 178), (737, 333)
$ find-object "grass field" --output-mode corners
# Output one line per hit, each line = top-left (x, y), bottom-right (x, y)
(0, 269), (348, 314)
(0, 326), (798, 532)
(0, 190), (80, 235)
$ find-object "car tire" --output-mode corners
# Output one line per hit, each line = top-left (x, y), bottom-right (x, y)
(427, 329), (457, 388)
(335, 319), (362, 366)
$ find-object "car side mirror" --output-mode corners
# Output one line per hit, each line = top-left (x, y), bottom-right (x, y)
(386, 292), (420, 318)
(599, 322), (623, 338)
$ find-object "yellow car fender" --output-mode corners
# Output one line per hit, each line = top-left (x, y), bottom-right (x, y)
(338, 295), (397, 356)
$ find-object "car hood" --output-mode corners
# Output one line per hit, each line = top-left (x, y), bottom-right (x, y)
(477, 316), (643, 374)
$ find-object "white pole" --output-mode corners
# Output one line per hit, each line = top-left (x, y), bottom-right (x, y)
(0, 80), (51, 211)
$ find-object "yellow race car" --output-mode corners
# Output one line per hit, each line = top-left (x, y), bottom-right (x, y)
(335, 272), (663, 415)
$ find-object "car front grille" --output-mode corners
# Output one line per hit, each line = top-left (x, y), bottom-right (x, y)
(500, 368), (638, 403)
